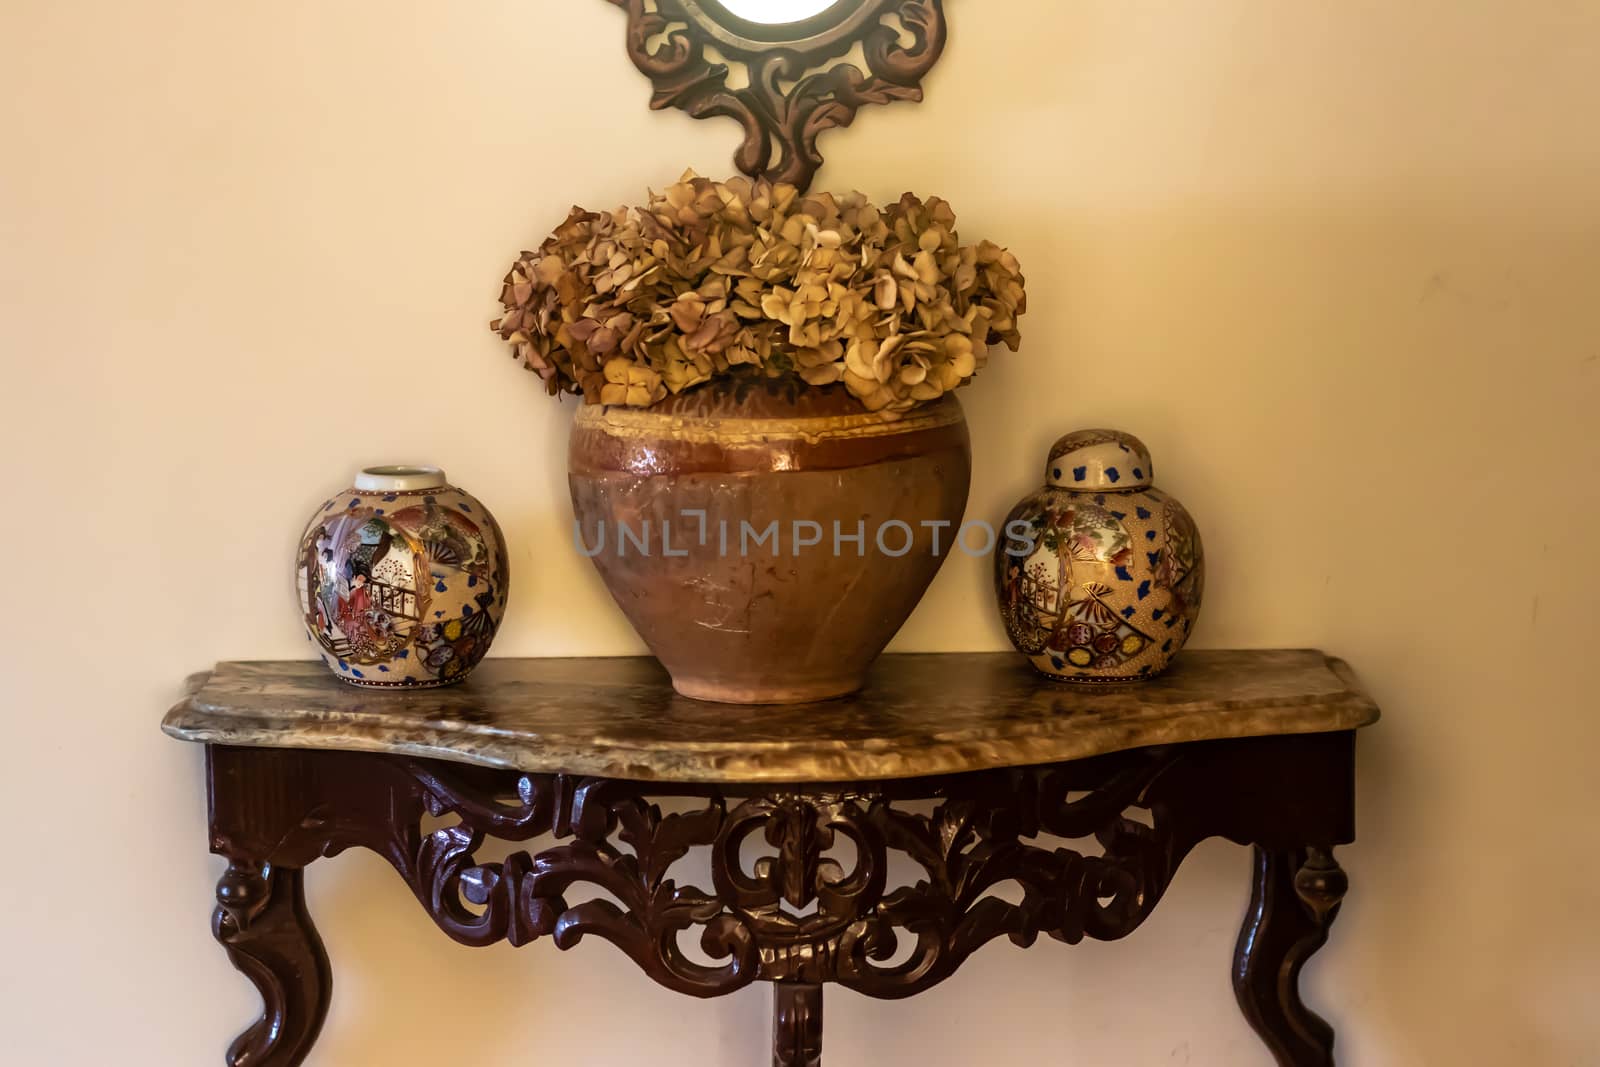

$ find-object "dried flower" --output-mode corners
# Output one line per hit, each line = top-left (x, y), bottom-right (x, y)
(491, 172), (1026, 417)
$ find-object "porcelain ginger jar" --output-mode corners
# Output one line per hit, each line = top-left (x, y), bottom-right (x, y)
(296, 465), (509, 687)
(995, 429), (1203, 682)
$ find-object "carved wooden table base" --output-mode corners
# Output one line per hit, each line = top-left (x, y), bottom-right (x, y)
(203, 731), (1355, 1066)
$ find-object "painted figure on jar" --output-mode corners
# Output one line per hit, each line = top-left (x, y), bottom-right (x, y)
(336, 568), (378, 654)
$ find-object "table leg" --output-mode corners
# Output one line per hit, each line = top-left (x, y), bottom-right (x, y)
(773, 982), (823, 1067)
(1233, 846), (1348, 1066)
(212, 859), (331, 1066)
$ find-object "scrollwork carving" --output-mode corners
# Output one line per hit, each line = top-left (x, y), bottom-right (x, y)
(201, 733), (1357, 1064)
(376, 748), (1203, 999)
(604, 0), (948, 191)
(413, 772), (758, 995)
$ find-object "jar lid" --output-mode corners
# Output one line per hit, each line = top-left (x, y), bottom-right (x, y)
(1045, 430), (1152, 491)
(354, 465), (448, 492)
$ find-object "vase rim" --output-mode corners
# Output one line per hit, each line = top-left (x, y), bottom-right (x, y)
(354, 465), (448, 492)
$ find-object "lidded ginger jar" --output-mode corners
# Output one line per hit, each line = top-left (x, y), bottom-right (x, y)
(296, 465), (509, 687)
(994, 430), (1203, 682)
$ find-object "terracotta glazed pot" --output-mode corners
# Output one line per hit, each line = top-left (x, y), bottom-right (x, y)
(569, 380), (970, 704)
(297, 465), (509, 687)
(994, 429), (1204, 682)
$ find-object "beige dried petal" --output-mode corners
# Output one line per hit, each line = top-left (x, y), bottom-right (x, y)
(810, 223), (842, 249)
(670, 295), (704, 333)
(946, 335), (977, 378)
(874, 273), (897, 310)
(534, 256), (565, 285)
(800, 363), (843, 386)
(842, 368), (876, 396)
(709, 247), (750, 276)
(780, 215), (808, 245)
(793, 344), (836, 369)
(857, 385), (893, 412)
(953, 261), (977, 293)
(787, 320), (821, 348)
(760, 289), (792, 321)
(844, 340), (876, 381)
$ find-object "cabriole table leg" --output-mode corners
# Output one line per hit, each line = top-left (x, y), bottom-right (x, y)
(1233, 845), (1349, 1066)
(211, 859), (331, 1066)
(773, 982), (823, 1067)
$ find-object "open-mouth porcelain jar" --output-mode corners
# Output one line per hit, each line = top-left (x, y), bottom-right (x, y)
(296, 465), (509, 687)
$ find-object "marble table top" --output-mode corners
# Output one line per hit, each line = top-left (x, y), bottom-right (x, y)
(162, 650), (1379, 784)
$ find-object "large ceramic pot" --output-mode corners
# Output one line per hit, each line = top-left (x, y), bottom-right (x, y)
(297, 465), (509, 687)
(994, 429), (1204, 682)
(569, 381), (970, 704)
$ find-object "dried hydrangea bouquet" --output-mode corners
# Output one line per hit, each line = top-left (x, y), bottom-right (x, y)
(493, 172), (1024, 417)
(492, 172), (1026, 703)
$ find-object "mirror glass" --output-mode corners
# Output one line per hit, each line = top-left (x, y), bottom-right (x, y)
(713, 0), (841, 25)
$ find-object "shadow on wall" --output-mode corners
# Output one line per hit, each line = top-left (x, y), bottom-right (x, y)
(300, 847), (770, 1063)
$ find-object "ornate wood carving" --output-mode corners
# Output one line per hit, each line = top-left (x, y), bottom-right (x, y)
(1233, 846), (1349, 1067)
(382, 749), (1213, 998)
(603, 0), (948, 191)
(202, 733), (1357, 1066)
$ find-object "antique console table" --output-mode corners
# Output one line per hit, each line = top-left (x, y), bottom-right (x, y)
(162, 649), (1379, 1066)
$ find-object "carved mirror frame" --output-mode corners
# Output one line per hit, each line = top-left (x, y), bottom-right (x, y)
(605, 0), (948, 191)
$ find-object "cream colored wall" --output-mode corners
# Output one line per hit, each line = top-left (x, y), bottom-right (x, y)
(2, 1), (1597, 1063)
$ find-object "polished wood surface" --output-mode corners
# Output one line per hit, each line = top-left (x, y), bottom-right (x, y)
(198, 733), (1360, 1066)
(164, 649), (1378, 782)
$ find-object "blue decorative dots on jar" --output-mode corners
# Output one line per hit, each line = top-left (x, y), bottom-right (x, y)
(995, 430), (1203, 682)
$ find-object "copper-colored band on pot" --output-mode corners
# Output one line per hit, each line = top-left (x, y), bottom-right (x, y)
(570, 395), (970, 476)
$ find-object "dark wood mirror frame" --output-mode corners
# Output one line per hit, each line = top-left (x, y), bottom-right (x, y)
(605, 0), (948, 191)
